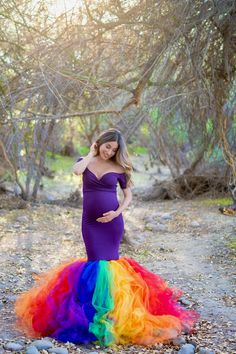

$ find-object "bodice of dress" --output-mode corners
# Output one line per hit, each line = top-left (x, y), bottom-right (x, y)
(76, 157), (127, 193)
(82, 168), (127, 193)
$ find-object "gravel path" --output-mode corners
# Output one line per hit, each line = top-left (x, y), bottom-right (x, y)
(0, 197), (235, 353)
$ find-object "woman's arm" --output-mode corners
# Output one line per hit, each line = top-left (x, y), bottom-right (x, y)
(115, 187), (132, 216)
(73, 143), (97, 175)
(96, 187), (132, 223)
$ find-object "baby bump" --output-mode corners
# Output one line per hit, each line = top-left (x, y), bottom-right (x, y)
(83, 191), (119, 221)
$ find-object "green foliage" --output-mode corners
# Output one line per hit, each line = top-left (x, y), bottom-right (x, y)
(76, 145), (90, 156)
(233, 115), (236, 130)
(206, 118), (213, 134)
(128, 144), (148, 155)
(200, 197), (232, 206)
(140, 122), (149, 137)
(208, 145), (224, 161)
(46, 152), (75, 174)
(149, 107), (161, 126)
(0, 169), (13, 182)
(169, 120), (188, 145)
(149, 108), (189, 145)
(78, 146), (89, 156)
(228, 237), (236, 251)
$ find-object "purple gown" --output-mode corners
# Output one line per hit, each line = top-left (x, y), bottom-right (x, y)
(14, 158), (198, 346)
(80, 161), (127, 261)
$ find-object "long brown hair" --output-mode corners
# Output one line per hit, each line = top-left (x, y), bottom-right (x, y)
(95, 128), (133, 186)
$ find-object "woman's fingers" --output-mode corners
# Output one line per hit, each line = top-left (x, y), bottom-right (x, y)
(103, 211), (111, 216)
(96, 211), (116, 222)
(96, 216), (111, 222)
(89, 142), (98, 156)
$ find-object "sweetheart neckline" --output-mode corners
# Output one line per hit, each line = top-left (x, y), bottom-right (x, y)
(86, 168), (125, 181)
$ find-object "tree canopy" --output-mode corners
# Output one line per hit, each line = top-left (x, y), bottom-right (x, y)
(0, 0), (235, 199)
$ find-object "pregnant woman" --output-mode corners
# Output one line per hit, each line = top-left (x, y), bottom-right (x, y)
(15, 128), (198, 346)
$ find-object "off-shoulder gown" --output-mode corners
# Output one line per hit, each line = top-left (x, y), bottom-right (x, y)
(15, 160), (198, 346)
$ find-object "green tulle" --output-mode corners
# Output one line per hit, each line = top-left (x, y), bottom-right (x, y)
(89, 261), (115, 346)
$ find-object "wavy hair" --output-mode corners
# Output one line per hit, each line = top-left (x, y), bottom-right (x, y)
(95, 128), (133, 186)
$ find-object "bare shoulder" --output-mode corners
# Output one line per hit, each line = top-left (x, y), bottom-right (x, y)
(111, 162), (125, 173)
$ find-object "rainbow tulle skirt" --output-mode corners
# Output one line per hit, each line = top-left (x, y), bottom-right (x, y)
(15, 257), (198, 346)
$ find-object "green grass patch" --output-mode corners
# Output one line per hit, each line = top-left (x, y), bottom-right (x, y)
(43, 153), (81, 197)
(200, 197), (232, 206)
(228, 236), (236, 251)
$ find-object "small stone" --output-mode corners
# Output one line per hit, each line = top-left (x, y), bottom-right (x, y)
(145, 222), (167, 232)
(178, 344), (195, 354)
(155, 212), (166, 217)
(41, 350), (49, 354)
(172, 336), (186, 346)
(143, 215), (152, 222)
(16, 215), (29, 223)
(46, 194), (56, 201)
(4, 342), (24, 351)
(12, 224), (21, 229)
(188, 340), (197, 348)
(31, 269), (40, 275)
(48, 348), (69, 354)
(179, 297), (192, 306)
(26, 225), (37, 230)
(152, 223), (167, 232)
(190, 221), (200, 228)
(6, 294), (17, 302)
(199, 349), (215, 354)
(26, 345), (40, 354)
(145, 223), (154, 231)
(31, 339), (53, 350)
(160, 213), (172, 220)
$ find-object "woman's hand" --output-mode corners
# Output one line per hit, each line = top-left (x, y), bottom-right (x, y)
(88, 142), (98, 157)
(96, 210), (119, 223)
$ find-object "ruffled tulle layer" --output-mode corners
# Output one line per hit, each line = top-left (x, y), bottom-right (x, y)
(15, 257), (198, 346)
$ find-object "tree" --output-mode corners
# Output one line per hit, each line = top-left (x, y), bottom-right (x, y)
(0, 0), (235, 199)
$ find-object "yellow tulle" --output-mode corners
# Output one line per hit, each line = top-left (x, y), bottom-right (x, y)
(110, 259), (182, 345)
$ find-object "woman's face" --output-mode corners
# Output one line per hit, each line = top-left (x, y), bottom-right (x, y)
(99, 140), (119, 160)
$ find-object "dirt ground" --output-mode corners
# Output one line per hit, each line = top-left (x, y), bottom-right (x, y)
(0, 194), (235, 353)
